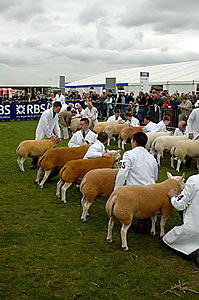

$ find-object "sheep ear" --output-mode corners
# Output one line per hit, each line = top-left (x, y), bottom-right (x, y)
(167, 172), (172, 178)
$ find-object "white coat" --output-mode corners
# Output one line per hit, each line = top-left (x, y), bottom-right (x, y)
(187, 108), (199, 139)
(152, 120), (167, 132)
(114, 146), (158, 190)
(84, 107), (98, 126)
(130, 116), (140, 127)
(142, 121), (156, 133)
(68, 130), (97, 147)
(163, 174), (199, 255)
(54, 93), (66, 105)
(35, 107), (60, 140)
(107, 115), (123, 122)
(83, 140), (105, 159)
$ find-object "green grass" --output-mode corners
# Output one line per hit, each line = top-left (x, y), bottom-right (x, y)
(0, 120), (199, 299)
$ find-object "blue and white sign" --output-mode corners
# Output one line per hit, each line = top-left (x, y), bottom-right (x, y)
(0, 101), (85, 121)
(140, 72), (150, 93)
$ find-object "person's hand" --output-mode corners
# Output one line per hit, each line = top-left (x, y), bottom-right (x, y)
(50, 136), (56, 142)
(55, 137), (60, 144)
(102, 153), (112, 158)
(168, 189), (176, 198)
(189, 133), (193, 140)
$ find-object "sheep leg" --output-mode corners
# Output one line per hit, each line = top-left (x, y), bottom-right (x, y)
(122, 140), (125, 150)
(176, 159), (182, 172)
(107, 216), (115, 243)
(118, 138), (121, 148)
(157, 152), (162, 166)
(81, 196), (86, 208)
(81, 201), (92, 222)
(35, 167), (43, 183)
(39, 170), (52, 188)
(170, 156), (174, 168)
(121, 223), (131, 251)
(151, 215), (157, 236)
(18, 157), (26, 172)
(107, 138), (110, 146)
(160, 215), (168, 237)
(61, 182), (72, 203)
(56, 178), (64, 198)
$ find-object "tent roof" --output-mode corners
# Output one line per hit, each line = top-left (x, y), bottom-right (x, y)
(65, 61), (199, 88)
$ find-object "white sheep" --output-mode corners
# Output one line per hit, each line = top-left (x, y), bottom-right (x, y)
(104, 123), (129, 146)
(151, 135), (188, 166)
(70, 117), (81, 134)
(118, 126), (144, 150)
(171, 139), (199, 172)
(80, 168), (118, 221)
(145, 131), (173, 150)
(105, 172), (184, 251)
(35, 144), (89, 188)
(56, 150), (121, 203)
(16, 139), (54, 172)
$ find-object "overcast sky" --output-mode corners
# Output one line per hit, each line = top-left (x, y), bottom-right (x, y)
(0, 0), (199, 85)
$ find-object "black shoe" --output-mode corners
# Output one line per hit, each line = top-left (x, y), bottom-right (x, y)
(190, 249), (199, 267)
(31, 165), (37, 169)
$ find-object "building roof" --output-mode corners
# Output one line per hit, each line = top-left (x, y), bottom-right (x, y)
(65, 61), (199, 88)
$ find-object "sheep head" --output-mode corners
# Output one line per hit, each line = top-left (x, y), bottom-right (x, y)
(107, 149), (121, 167)
(167, 171), (185, 191)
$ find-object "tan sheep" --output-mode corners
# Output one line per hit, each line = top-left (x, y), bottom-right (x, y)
(35, 144), (89, 188)
(105, 172), (184, 251)
(93, 120), (121, 134)
(80, 168), (119, 221)
(104, 123), (129, 146)
(118, 126), (144, 149)
(70, 117), (81, 134)
(56, 150), (121, 203)
(171, 139), (199, 172)
(16, 139), (54, 172)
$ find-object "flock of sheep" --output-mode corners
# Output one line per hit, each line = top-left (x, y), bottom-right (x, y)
(16, 117), (198, 250)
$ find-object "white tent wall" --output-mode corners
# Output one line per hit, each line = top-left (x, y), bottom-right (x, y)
(165, 83), (197, 95)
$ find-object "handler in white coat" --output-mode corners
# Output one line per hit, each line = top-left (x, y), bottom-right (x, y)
(187, 107), (199, 140)
(114, 132), (158, 190)
(31, 101), (62, 168)
(83, 132), (112, 159)
(68, 117), (97, 147)
(84, 102), (98, 126)
(163, 174), (199, 267)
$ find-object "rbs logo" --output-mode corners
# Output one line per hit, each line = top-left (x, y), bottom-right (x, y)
(0, 104), (11, 115)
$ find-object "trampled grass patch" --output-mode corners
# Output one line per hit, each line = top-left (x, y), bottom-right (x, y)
(0, 120), (199, 299)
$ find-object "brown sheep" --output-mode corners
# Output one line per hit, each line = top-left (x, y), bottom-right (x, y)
(35, 144), (89, 188)
(105, 172), (184, 251)
(118, 126), (144, 149)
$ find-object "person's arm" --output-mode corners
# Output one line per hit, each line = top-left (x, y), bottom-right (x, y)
(114, 153), (132, 190)
(187, 110), (195, 138)
(168, 177), (195, 211)
(68, 133), (81, 147)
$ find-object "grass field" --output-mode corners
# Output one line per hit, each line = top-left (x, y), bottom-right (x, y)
(0, 119), (199, 299)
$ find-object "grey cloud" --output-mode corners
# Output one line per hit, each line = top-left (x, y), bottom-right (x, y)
(79, 4), (107, 25)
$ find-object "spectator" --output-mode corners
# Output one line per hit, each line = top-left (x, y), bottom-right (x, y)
(105, 90), (116, 116)
(178, 96), (192, 117)
(136, 91), (147, 123)
(75, 104), (85, 117)
(117, 91), (127, 113)
(68, 117), (97, 147)
(73, 91), (81, 100)
(54, 90), (66, 105)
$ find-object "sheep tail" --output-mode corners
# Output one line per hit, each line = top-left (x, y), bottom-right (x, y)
(80, 176), (86, 193)
(38, 154), (45, 167)
(16, 145), (20, 154)
(106, 194), (117, 217)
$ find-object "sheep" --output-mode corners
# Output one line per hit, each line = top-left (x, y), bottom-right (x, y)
(35, 144), (89, 188)
(80, 168), (119, 221)
(70, 117), (81, 134)
(16, 139), (54, 172)
(151, 135), (188, 166)
(93, 120), (122, 134)
(104, 123), (129, 146)
(105, 172), (184, 251)
(56, 150), (121, 203)
(145, 131), (173, 150)
(171, 139), (199, 172)
(118, 126), (144, 150)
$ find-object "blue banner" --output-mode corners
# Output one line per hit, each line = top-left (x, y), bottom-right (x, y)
(0, 101), (85, 120)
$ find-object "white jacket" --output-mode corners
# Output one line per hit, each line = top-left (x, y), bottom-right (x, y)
(68, 129), (97, 147)
(54, 93), (66, 105)
(187, 108), (199, 139)
(114, 146), (158, 190)
(35, 107), (60, 140)
(163, 174), (199, 255)
(107, 115), (123, 122)
(83, 140), (105, 159)
(130, 117), (140, 127)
